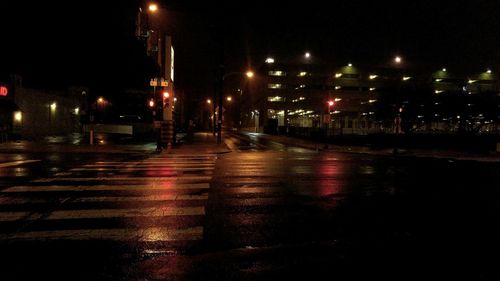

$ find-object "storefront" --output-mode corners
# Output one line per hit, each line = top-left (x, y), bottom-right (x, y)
(0, 83), (21, 141)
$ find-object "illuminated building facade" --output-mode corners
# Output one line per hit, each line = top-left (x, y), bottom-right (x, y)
(255, 59), (499, 135)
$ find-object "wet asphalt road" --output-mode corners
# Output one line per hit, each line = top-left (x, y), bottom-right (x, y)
(0, 135), (499, 280)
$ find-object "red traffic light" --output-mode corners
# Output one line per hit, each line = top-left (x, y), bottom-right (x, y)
(327, 100), (335, 107)
(163, 92), (170, 98)
(148, 99), (155, 108)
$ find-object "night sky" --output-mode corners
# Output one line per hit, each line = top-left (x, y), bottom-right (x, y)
(1, 0), (500, 99)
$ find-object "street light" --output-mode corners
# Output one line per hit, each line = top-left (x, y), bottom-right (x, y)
(394, 56), (402, 64)
(148, 3), (158, 12)
(217, 70), (254, 144)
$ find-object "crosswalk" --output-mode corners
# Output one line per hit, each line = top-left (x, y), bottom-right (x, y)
(0, 153), (217, 244)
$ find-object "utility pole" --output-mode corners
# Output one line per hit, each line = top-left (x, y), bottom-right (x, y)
(162, 35), (175, 152)
(217, 65), (224, 144)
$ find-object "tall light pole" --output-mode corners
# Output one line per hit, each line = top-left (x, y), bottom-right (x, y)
(141, 3), (176, 151)
(217, 71), (254, 144)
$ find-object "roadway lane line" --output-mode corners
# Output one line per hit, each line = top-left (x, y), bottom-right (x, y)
(0, 160), (41, 168)
(3, 226), (204, 242)
(3, 182), (210, 192)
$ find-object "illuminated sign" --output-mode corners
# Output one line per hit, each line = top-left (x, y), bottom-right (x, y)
(170, 46), (174, 82)
(0, 86), (8, 97)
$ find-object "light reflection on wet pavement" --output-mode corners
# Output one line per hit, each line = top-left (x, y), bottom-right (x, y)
(0, 143), (498, 280)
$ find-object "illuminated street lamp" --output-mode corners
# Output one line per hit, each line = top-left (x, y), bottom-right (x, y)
(226, 96), (232, 102)
(148, 3), (158, 12)
(305, 52), (311, 59)
(394, 56), (402, 64)
(217, 70), (254, 144)
(206, 99), (212, 104)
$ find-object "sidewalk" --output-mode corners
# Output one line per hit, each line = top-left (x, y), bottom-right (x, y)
(167, 132), (231, 155)
(243, 132), (500, 163)
(0, 132), (231, 155)
(0, 140), (157, 154)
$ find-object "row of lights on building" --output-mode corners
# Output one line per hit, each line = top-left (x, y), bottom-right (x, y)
(265, 54), (493, 74)
(266, 54), (403, 64)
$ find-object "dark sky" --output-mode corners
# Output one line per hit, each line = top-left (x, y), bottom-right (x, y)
(1, 0), (500, 97)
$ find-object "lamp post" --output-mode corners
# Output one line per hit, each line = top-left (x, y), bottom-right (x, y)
(217, 71), (254, 144)
(142, 3), (176, 151)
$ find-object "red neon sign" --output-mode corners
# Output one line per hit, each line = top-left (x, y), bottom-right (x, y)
(0, 86), (8, 97)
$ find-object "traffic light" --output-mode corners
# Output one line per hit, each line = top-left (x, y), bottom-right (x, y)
(163, 91), (170, 107)
(148, 99), (155, 108)
(327, 100), (335, 112)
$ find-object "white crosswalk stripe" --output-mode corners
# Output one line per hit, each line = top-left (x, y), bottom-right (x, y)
(2, 226), (204, 241)
(4, 183), (210, 192)
(0, 154), (217, 242)
(0, 160), (41, 168)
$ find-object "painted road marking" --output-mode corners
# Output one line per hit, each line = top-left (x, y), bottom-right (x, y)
(3, 183), (210, 192)
(31, 176), (212, 183)
(0, 194), (208, 205)
(46, 206), (205, 220)
(72, 194), (209, 203)
(3, 226), (203, 241)
(70, 167), (214, 172)
(82, 163), (215, 167)
(0, 206), (205, 222)
(0, 160), (41, 168)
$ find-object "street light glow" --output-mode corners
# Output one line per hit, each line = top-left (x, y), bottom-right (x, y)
(305, 52), (311, 58)
(246, 71), (254, 78)
(394, 56), (402, 63)
(207, 99), (211, 104)
(327, 100), (334, 107)
(163, 92), (170, 98)
(487, 69), (492, 74)
(265, 58), (275, 64)
(226, 96), (232, 102)
(14, 111), (22, 122)
(148, 3), (158, 12)
(97, 97), (104, 104)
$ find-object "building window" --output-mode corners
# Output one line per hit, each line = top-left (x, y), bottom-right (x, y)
(268, 84), (283, 89)
(298, 72), (307, 77)
(268, 71), (286, 76)
(268, 96), (285, 102)
(291, 97), (306, 103)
